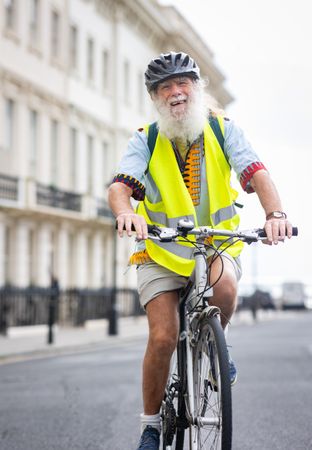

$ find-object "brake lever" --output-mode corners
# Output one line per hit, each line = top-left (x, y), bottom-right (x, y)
(158, 227), (179, 242)
(238, 229), (260, 244)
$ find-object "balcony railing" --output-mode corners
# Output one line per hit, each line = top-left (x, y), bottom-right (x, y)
(36, 183), (82, 212)
(97, 197), (113, 219)
(0, 174), (18, 201)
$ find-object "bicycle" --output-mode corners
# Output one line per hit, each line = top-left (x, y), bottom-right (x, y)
(139, 219), (297, 450)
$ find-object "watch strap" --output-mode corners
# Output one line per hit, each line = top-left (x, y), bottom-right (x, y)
(266, 211), (287, 220)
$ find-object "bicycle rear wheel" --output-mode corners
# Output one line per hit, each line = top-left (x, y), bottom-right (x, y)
(191, 315), (232, 449)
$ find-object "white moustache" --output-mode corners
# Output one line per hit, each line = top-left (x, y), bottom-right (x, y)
(168, 95), (188, 106)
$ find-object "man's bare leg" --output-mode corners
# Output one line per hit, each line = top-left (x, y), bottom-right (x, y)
(208, 255), (238, 328)
(143, 291), (179, 415)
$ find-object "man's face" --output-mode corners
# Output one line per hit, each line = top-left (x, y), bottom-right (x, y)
(153, 76), (194, 119)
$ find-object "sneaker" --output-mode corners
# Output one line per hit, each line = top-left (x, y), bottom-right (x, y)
(136, 425), (160, 450)
(228, 353), (238, 386)
(209, 346), (238, 387)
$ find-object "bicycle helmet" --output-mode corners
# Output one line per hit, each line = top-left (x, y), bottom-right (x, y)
(145, 51), (200, 92)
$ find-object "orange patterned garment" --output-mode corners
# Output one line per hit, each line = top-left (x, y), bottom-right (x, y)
(181, 140), (202, 206)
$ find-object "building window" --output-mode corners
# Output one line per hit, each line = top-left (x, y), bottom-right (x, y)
(50, 120), (58, 185)
(124, 60), (130, 104)
(87, 38), (94, 81)
(102, 49), (109, 92)
(68, 233), (75, 287)
(29, 109), (38, 177)
(69, 24), (78, 70)
(87, 234), (93, 288)
(29, 228), (36, 285)
(70, 128), (77, 190)
(102, 141), (108, 194)
(87, 135), (93, 193)
(29, 0), (40, 45)
(101, 234), (107, 286)
(138, 71), (144, 112)
(4, 98), (15, 152)
(5, 0), (17, 31)
(51, 10), (60, 60)
(4, 225), (11, 285)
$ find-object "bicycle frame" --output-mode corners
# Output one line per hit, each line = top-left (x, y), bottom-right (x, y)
(184, 242), (214, 424)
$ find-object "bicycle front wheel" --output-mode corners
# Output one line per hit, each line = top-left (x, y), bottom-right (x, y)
(191, 315), (232, 450)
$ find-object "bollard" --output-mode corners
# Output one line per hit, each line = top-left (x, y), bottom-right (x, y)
(109, 229), (118, 336)
(47, 277), (59, 345)
(0, 295), (9, 336)
(108, 287), (118, 335)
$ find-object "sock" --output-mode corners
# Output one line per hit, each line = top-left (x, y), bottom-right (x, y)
(140, 412), (161, 433)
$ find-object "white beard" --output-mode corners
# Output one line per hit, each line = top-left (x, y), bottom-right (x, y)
(153, 82), (209, 143)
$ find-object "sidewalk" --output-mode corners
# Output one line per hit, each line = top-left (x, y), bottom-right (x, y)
(0, 309), (279, 364)
(0, 316), (149, 364)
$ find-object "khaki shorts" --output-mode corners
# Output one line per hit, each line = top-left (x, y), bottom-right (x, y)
(137, 254), (242, 308)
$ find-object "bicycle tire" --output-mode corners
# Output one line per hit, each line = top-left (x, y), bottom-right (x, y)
(191, 315), (232, 449)
(174, 396), (186, 449)
(174, 335), (188, 450)
(161, 341), (187, 450)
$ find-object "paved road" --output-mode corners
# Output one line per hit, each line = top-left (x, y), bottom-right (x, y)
(0, 311), (311, 450)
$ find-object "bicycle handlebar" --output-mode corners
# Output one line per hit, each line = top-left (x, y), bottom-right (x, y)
(116, 220), (298, 244)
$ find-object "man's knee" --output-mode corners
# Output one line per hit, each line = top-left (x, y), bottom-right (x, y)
(210, 257), (238, 300)
(214, 275), (237, 301)
(148, 326), (178, 355)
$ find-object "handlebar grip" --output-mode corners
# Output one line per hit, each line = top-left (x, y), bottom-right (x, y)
(115, 221), (158, 233)
(258, 226), (298, 238)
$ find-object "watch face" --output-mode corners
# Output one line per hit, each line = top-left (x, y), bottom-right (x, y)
(267, 211), (287, 220)
(273, 212), (284, 218)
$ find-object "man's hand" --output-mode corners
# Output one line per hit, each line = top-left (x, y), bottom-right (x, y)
(108, 182), (148, 240)
(263, 218), (293, 245)
(116, 212), (148, 240)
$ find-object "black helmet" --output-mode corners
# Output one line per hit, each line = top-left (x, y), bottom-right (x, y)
(145, 51), (200, 92)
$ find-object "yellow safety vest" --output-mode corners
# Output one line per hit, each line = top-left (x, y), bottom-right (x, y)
(136, 116), (244, 276)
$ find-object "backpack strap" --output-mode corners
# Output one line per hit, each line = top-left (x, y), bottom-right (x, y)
(208, 115), (224, 151)
(147, 121), (158, 156)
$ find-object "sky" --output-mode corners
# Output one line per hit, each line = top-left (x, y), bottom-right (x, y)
(161, 0), (312, 293)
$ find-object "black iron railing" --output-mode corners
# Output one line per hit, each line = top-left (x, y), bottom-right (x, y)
(0, 286), (142, 334)
(36, 183), (82, 212)
(0, 173), (18, 201)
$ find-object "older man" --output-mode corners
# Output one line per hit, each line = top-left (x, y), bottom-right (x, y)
(108, 51), (292, 450)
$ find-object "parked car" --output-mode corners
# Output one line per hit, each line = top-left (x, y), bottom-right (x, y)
(280, 282), (307, 310)
(238, 288), (276, 314)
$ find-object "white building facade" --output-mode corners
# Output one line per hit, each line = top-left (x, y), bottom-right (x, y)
(0, 0), (232, 290)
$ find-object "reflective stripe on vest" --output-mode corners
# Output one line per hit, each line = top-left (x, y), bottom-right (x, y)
(153, 240), (195, 259)
(211, 204), (237, 226)
(142, 202), (195, 228)
(137, 116), (244, 276)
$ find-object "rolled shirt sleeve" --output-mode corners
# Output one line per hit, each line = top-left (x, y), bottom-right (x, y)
(112, 129), (150, 200)
(224, 119), (267, 193)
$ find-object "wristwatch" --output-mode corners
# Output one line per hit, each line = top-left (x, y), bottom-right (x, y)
(266, 211), (287, 220)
